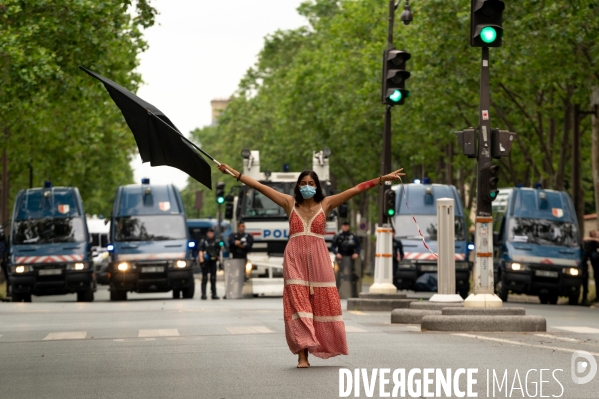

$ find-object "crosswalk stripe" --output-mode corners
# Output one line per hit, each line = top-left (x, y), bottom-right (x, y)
(345, 326), (368, 333)
(138, 329), (179, 337)
(226, 326), (274, 334)
(43, 332), (87, 340)
(113, 339), (124, 342)
(535, 334), (580, 342)
(553, 326), (599, 334)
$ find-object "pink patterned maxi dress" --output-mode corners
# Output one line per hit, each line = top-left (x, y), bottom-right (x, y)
(283, 206), (349, 359)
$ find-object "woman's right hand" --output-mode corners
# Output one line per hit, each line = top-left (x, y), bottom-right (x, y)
(218, 163), (237, 176)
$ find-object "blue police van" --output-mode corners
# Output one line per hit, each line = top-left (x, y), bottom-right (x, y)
(8, 183), (95, 302)
(393, 182), (472, 298)
(492, 187), (583, 305)
(107, 179), (195, 301)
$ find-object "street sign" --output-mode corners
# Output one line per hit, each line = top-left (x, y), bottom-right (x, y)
(357, 218), (368, 237)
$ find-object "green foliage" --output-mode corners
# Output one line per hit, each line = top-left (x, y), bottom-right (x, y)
(180, 0), (599, 218)
(0, 0), (157, 217)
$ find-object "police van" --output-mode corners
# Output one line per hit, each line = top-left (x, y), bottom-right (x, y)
(8, 183), (95, 302)
(492, 187), (583, 305)
(107, 179), (195, 301)
(393, 181), (472, 298)
(87, 215), (110, 284)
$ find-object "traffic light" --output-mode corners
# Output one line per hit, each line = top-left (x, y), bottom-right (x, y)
(470, 0), (504, 47)
(215, 182), (225, 204)
(491, 128), (516, 158)
(480, 162), (499, 202)
(381, 49), (411, 106)
(455, 127), (477, 158)
(384, 189), (396, 217)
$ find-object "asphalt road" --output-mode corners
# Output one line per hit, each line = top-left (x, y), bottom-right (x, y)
(1, 282), (598, 399)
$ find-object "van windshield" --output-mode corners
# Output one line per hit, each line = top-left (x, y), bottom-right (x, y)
(507, 217), (579, 247)
(243, 183), (292, 218)
(114, 215), (186, 242)
(13, 217), (86, 245)
(394, 215), (466, 241)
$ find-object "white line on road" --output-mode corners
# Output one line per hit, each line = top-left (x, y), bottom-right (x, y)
(138, 329), (179, 337)
(535, 334), (581, 342)
(553, 326), (599, 334)
(454, 333), (599, 358)
(345, 326), (368, 333)
(0, 334), (2, 340)
(226, 326), (274, 334)
(113, 339), (124, 342)
(43, 332), (87, 340)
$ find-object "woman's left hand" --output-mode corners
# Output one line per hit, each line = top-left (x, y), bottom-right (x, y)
(383, 168), (406, 182)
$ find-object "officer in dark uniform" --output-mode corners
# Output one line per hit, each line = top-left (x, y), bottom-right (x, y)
(332, 221), (361, 297)
(228, 221), (254, 261)
(391, 227), (404, 288)
(199, 228), (220, 300)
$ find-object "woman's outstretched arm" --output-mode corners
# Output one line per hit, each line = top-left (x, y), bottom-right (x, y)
(217, 163), (294, 214)
(323, 168), (406, 213)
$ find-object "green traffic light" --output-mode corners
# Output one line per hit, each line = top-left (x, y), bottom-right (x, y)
(481, 27), (497, 44)
(389, 90), (402, 103)
(217, 197), (225, 204)
(490, 191), (497, 199)
(219, 241), (224, 247)
(387, 209), (395, 216)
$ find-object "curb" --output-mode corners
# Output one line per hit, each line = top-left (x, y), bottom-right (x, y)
(347, 298), (414, 311)
(391, 309), (441, 324)
(421, 315), (547, 332)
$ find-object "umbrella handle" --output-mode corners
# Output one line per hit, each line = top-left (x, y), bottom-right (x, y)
(211, 159), (236, 177)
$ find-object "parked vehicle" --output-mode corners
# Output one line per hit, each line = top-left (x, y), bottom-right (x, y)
(186, 218), (231, 266)
(7, 183), (95, 302)
(107, 179), (195, 301)
(492, 187), (583, 305)
(393, 181), (472, 298)
(87, 215), (110, 284)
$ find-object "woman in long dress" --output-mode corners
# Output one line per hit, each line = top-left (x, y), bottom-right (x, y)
(218, 163), (405, 367)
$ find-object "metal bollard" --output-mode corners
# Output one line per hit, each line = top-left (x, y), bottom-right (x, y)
(430, 198), (463, 303)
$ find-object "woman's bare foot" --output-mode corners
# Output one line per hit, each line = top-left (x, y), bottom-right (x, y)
(297, 348), (310, 368)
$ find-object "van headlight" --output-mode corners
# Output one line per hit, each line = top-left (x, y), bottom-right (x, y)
(245, 262), (253, 274)
(176, 260), (187, 268)
(117, 262), (129, 271)
(508, 262), (528, 271)
(563, 267), (580, 276)
(67, 262), (87, 271)
(12, 265), (33, 274)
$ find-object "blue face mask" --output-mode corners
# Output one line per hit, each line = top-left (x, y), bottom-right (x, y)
(299, 185), (316, 199)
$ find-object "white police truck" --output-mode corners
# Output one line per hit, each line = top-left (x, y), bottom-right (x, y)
(225, 148), (340, 296)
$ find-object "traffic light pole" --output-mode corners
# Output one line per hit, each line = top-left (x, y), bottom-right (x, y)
(370, 1), (399, 294)
(465, 47), (502, 307)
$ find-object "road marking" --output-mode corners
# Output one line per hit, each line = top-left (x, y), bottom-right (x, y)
(138, 329), (180, 337)
(345, 326), (368, 333)
(113, 339), (124, 342)
(553, 326), (599, 334)
(535, 334), (581, 342)
(348, 311), (369, 316)
(454, 333), (599, 357)
(0, 334), (2, 339)
(226, 326), (274, 334)
(43, 332), (87, 340)
(144, 338), (156, 341)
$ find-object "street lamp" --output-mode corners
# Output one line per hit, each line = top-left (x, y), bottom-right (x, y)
(400, 0), (412, 25)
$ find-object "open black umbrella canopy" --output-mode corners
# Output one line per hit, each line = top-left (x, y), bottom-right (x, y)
(80, 65), (214, 189)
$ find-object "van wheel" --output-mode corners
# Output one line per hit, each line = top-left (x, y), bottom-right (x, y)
(568, 293), (579, 306)
(496, 280), (508, 302)
(172, 290), (181, 299)
(12, 292), (31, 302)
(540, 294), (558, 305)
(539, 294), (549, 304)
(110, 290), (127, 301)
(77, 290), (94, 302)
(181, 285), (194, 299)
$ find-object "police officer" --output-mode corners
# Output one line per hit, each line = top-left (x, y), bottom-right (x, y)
(332, 221), (361, 260)
(391, 227), (404, 288)
(228, 221), (254, 261)
(199, 228), (220, 300)
(332, 221), (361, 297)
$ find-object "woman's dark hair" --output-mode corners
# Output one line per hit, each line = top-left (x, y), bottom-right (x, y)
(294, 170), (325, 206)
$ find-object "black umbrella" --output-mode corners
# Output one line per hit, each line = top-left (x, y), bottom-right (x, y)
(79, 66), (232, 189)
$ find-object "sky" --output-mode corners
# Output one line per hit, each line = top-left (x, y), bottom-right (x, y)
(132, 0), (307, 189)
